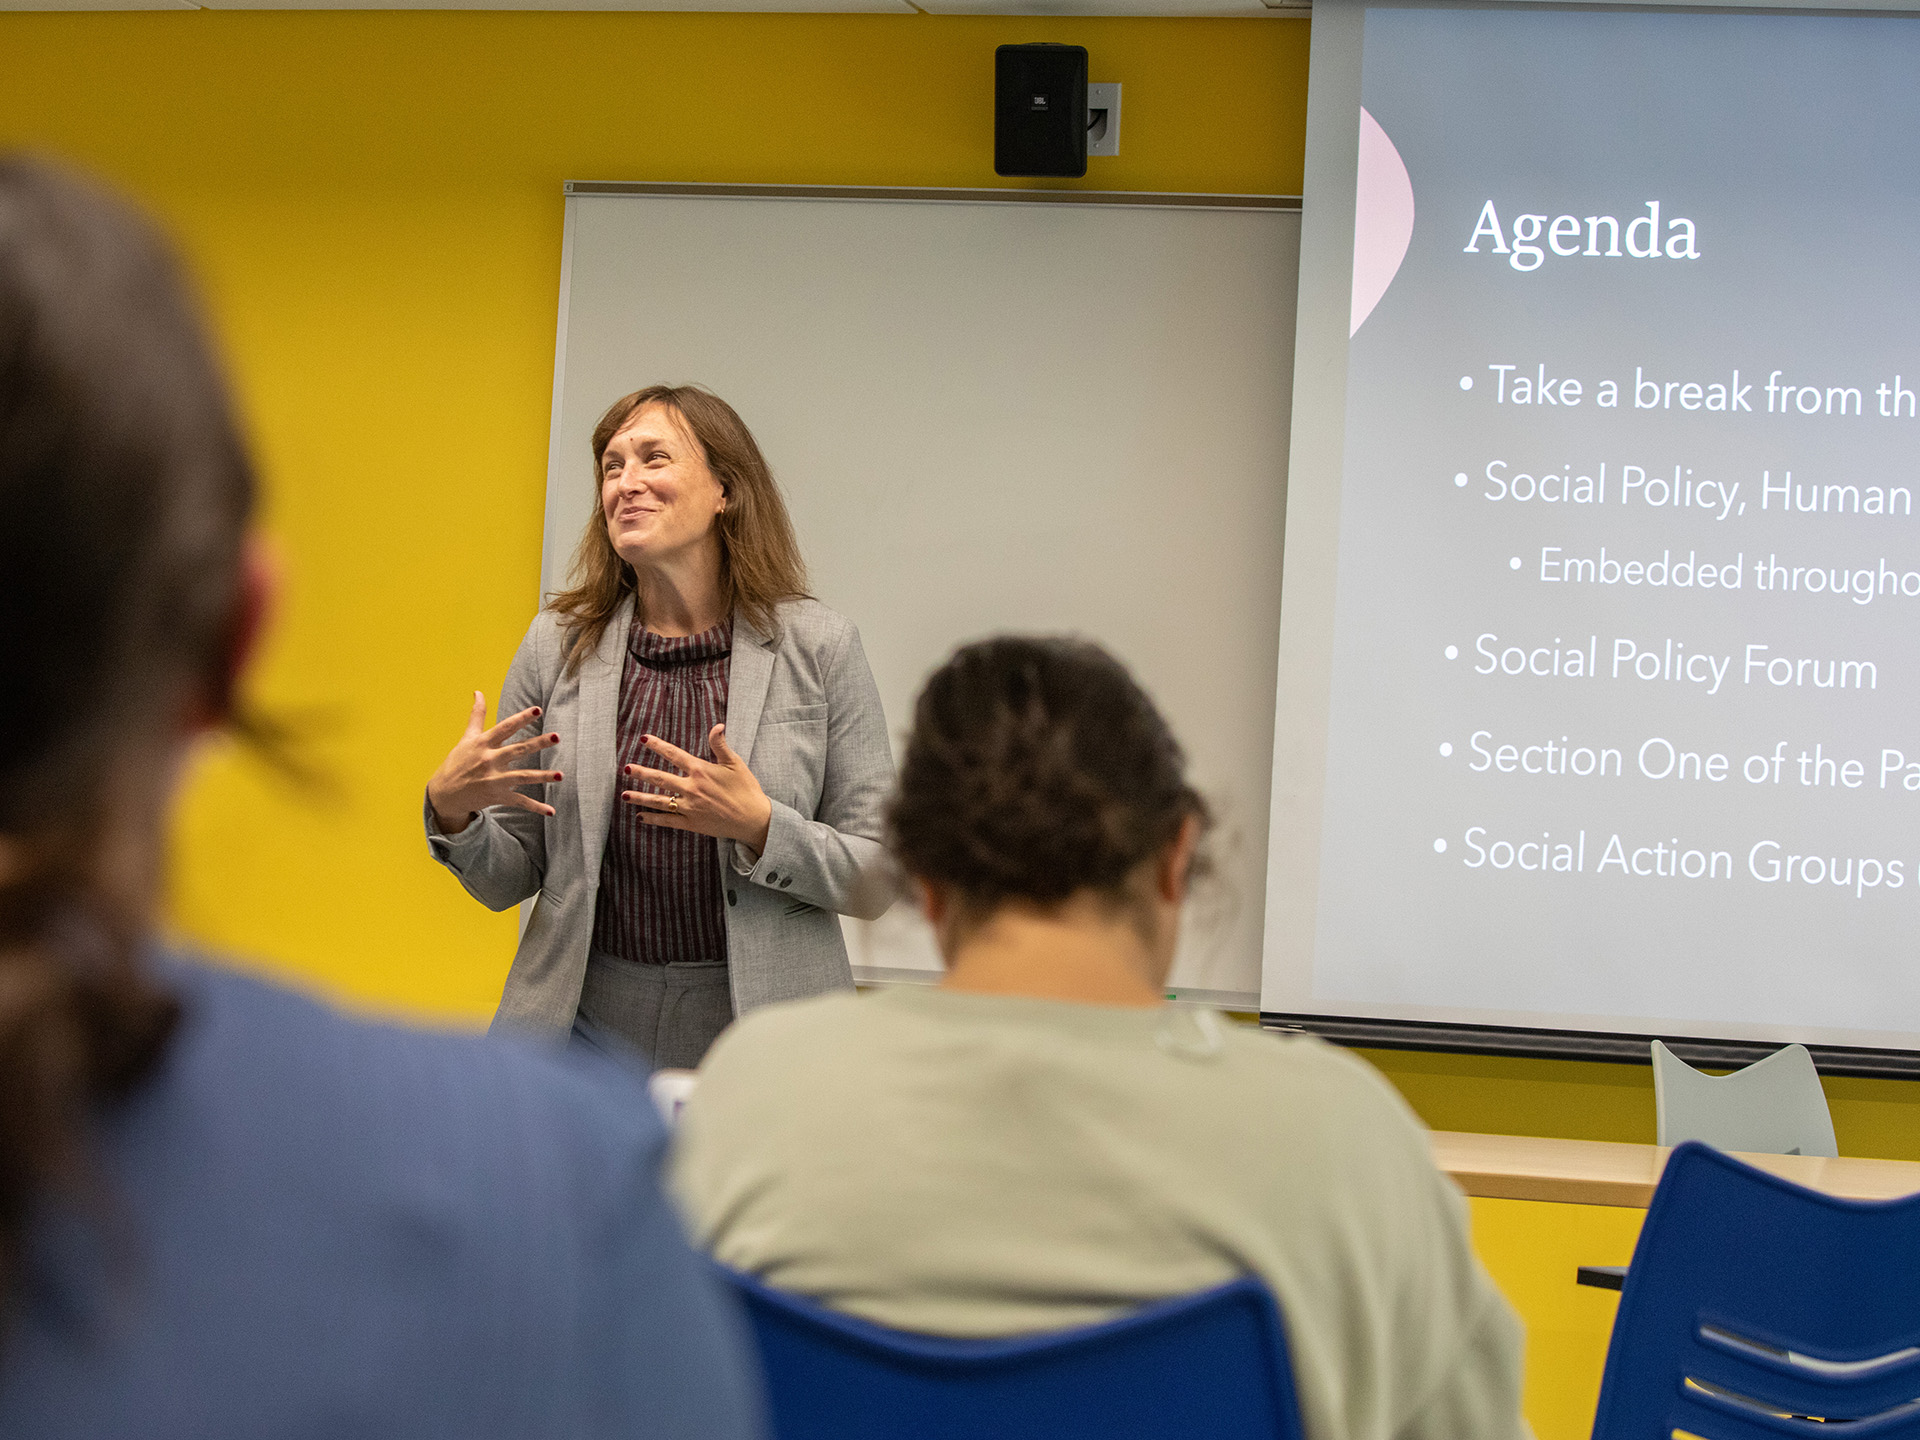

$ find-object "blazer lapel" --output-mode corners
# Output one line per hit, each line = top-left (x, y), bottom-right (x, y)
(575, 596), (632, 874)
(727, 608), (775, 768)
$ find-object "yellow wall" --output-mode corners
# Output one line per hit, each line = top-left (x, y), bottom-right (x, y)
(0, 9), (1307, 1021)
(1469, 1195), (1642, 1440)
(4, 16), (1916, 1439)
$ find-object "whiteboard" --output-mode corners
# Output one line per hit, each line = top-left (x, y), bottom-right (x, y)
(543, 184), (1298, 1005)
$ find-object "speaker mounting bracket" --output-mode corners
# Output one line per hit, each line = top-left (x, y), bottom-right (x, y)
(1087, 83), (1122, 158)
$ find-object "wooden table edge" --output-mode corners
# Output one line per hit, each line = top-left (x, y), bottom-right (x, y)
(1430, 1130), (1920, 1208)
(1442, 1168), (1656, 1208)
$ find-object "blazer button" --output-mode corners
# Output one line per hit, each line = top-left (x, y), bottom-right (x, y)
(780, 877), (793, 889)
(726, 889), (737, 906)
(765, 870), (779, 883)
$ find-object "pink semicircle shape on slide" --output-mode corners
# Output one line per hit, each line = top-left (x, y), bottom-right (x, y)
(1351, 107), (1416, 338)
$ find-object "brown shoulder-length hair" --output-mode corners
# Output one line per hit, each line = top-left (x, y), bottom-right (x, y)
(548, 385), (809, 673)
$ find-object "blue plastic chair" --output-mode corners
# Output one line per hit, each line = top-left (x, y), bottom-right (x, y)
(1592, 1141), (1920, 1440)
(718, 1266), (1305, 1440)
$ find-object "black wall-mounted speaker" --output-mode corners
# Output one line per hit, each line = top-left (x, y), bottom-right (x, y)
(994, 44), (1088, 179)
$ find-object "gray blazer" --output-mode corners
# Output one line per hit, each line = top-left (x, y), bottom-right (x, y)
(427, 597), (895, 1042)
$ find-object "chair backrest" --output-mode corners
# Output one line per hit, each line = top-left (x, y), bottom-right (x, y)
(1592, 1141), (1920, 1440)
(718, 1266), (1304, 1440)
(1653, 1039), (1838, 1157)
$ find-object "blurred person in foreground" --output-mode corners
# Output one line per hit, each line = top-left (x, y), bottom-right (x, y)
(672, 636), (1531, 1440)
(0, 157), (765, 1440)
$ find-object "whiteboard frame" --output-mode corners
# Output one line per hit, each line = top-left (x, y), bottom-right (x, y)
(544, 181), (1300, 1013)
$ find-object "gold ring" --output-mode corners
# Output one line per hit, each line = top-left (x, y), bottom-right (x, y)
(668, 795), (680, 813)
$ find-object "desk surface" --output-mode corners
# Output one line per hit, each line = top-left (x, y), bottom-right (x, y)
(1432, 1130), (1920, 1208)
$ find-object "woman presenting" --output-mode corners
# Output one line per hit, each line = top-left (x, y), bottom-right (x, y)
(426, 385), (894, 1067)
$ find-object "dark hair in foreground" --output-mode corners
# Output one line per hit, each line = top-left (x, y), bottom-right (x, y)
(0, 159), (255, 1327)
(889, 637), (1210, 921)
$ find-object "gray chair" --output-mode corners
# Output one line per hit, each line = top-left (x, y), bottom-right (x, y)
(1652, 1040), (1837, 1158)
(1577, 1040), (1841, 1293)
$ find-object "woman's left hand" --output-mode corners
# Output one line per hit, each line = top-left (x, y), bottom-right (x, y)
(623, 723), (774, 853)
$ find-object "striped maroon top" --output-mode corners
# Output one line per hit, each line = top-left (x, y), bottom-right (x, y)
(590, 616), (732, 967)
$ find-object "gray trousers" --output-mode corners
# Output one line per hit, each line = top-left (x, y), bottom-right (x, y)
(574, 951), (735, 1071)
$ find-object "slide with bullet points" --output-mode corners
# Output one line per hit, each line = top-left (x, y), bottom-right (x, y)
(1263, 3), (1920, 1054)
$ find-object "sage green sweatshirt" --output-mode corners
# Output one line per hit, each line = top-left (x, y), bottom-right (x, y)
(671, 986), (1530, 1440)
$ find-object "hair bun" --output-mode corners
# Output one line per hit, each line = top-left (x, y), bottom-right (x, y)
(888, 637), (1206, 911)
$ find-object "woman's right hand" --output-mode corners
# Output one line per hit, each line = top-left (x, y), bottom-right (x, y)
(427, 692), (563, 835)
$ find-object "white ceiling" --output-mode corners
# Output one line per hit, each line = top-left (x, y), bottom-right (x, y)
(0, 0), (1306, 12)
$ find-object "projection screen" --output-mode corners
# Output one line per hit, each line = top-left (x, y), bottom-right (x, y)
(1263, 0), (1920, 1074)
